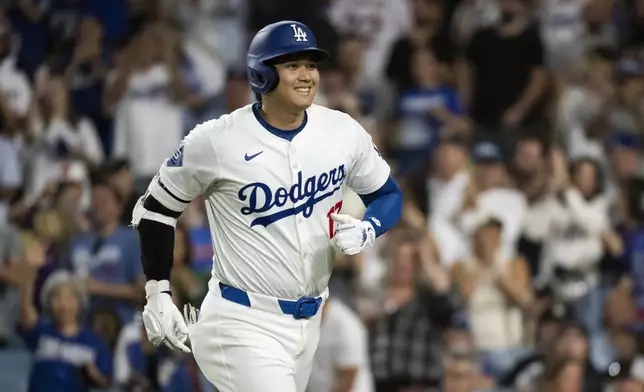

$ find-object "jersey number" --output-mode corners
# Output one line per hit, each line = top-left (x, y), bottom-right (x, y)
(327, 201), (343, 238)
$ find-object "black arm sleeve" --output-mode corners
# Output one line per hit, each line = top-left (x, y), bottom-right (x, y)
(136, 195), (182, 281)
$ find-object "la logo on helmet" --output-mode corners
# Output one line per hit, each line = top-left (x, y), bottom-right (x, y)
(290, 24), (308, 42)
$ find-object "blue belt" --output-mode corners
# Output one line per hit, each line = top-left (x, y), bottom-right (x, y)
(218, 282), (322, 319)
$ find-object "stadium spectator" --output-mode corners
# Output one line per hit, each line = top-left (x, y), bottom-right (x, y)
(67, 181), (143, 325)
(601, 58), (644, 138)
(328, 0), (411, 84)
(37, 74), (104, 168)
(460, 0), (548, 132)
(181, 196), (216, 281)
(386, 0), (454, 93)
(18, 267), (112, 392)
(0, 112), (22, 227)
(450, 0), (499, 50)
(606, 178), (644, 339)
(366, 231), (453, 391)
(0, 15), (32, 129)
(5, 1), (49, 81)
(106, 159), (138, 226)
(390, 49), (468, 178)
(52, 15), (113, 156)
(452, 215), (533, 377)
(170, 222), (206, 308)
(113, 314), (198, 392)
(106, 23), (187, 190)
(608, 132), (643, 192)
(0, 223), (22, 345)
(538, 158), (617, 338)
(441, 323), (494, 392)
(420, 137), (471, 267)
(538, 322), (604, 392)
(555, 51), (614, 161)
(539, 0), (593, 74)
(457, 140), (528, 260)
(514, 134), (557, 275)
(331, 34), (387, 122)
(308, 297), (374, 392)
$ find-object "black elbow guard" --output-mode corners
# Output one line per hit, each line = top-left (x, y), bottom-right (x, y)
(137, 219), (175, 281)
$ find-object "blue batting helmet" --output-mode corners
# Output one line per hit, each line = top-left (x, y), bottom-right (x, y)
(247, 21), (330, 95)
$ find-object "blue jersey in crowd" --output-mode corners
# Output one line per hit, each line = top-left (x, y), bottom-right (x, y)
(396, 86), (465, 152)
(624, 226), (644, 318)
(125, 343), (196, 392)
(21, 320), (112, 392)
(189, 226), (214, 274)
(68, 226), (142, 324)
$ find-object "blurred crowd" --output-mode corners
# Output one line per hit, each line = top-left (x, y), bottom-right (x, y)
(1, 0), (644, 391)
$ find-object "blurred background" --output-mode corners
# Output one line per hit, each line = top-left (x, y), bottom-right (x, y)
(1, 0), (644, 391)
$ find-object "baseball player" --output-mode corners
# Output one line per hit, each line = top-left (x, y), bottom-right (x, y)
(130, 20), (403, 392)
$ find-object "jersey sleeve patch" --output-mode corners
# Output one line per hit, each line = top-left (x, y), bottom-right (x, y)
(167, 145), (184, 167)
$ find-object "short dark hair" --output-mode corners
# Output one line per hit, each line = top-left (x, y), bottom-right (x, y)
(568, 157), (605, 197)
(91, 179), (123, 204)
(105, 159), (130, 175)
(516, 132), (551, 157)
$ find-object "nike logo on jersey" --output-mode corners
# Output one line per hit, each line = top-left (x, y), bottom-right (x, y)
(238, 165), (346, 227)
(245, 151), (264, 161)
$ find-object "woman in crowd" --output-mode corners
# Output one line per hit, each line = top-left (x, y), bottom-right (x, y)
(539, 157), (621, 369)
(452, 215), (533, 378)
(17, 255), (112, 392)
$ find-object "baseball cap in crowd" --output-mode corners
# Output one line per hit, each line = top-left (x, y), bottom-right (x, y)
(449, 311), (470, 331)
(615, 58), (644, 78)
(608, 131), (642, 151)
(473, 212), (504, 232)
(59, 161), (88, 184)
(471, 141), (504, 164)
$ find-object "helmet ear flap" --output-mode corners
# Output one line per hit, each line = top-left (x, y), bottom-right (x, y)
(266, 66), (279, 93)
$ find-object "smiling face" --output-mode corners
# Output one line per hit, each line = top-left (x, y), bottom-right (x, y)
(268, 53), (321, 112)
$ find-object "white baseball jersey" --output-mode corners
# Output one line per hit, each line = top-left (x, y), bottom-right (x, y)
(148, 103), (390, 299)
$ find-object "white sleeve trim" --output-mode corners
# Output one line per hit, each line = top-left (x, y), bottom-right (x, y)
(353, 168), (390, 196)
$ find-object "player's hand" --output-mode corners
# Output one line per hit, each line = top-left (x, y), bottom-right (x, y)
(142, 280), (191, 353)
(330, 213), (375, 255)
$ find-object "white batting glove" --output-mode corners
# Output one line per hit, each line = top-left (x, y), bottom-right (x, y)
(142, 280), (191, 353)
(330, 213), (376, 255)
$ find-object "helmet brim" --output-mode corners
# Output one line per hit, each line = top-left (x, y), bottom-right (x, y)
(263, 48), (330, 65)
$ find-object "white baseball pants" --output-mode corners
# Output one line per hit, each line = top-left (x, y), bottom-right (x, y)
(189, 281), (325, 392)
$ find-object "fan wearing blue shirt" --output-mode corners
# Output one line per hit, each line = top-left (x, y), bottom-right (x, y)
(18, 269), (112, 392)
(67, 182), (144, 325)
(394, 49), (469, 176)
(115, 319), (197, 392)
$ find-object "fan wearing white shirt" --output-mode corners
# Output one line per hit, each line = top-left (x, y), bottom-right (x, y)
(307, 298), (374, 392)
(427, 137), (470, 266)
(0, 23), (32, 122)
(456, 141), (528, 260)
(328, 0), (412, 82)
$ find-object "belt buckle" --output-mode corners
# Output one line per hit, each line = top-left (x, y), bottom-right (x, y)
(292, 297), (320, 320)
